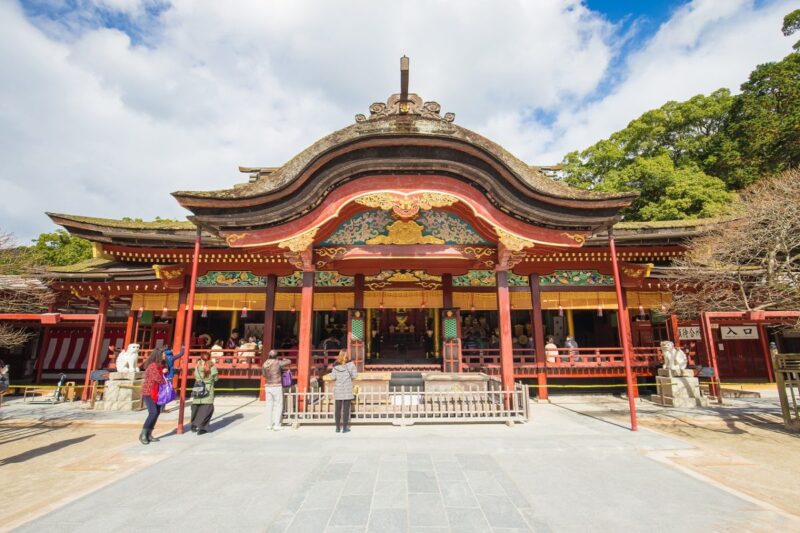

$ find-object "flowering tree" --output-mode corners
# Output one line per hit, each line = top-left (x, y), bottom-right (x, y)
(668, 170), (800, 319)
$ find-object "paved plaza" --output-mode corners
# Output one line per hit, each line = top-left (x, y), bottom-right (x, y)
(5, 397), (798, 533)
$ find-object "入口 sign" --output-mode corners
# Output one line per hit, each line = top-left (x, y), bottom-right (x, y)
(720, 325), (759, 340)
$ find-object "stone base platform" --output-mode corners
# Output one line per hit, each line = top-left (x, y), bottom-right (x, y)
(94, 371), (145, 411)
(650, 368), (709, 408)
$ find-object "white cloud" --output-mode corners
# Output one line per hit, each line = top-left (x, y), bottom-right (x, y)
(0, 0), (795, 240)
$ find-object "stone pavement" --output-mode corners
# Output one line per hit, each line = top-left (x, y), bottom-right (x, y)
(11, 400), (800, 533)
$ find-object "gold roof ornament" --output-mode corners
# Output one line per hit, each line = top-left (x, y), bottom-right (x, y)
(495, 227), (535, 252)
(366, 220), (445, 245)
(278, 228), (319, 252)
(355, 57), (455, 123)
(355, 192), (458, 218)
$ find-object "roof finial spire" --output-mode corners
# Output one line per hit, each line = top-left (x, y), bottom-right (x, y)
(399, 56), (410, 113)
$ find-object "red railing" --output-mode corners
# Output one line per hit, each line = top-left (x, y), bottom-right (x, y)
(112, 345), (682, 381)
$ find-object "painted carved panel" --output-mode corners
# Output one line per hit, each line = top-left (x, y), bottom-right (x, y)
(196, 271), (267, 287)
(539, 270), (614, 286)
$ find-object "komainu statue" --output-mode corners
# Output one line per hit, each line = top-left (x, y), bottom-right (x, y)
(115, 343), (141, 372)
(660, 340), (687, 375)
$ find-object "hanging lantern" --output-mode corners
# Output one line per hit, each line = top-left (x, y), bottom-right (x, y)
(597, 304), (603, 317)
(201, 304), (208, 318)
(558, 305), (564, 317)
(161, 306), (169, 320)
(638, 305), (646, 319)
(137, 306), (144, 318)
(290, 304), (296, 313)
(241, 306), (248, 318)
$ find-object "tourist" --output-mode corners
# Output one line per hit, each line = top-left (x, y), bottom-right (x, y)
(190, 352), (219, 435)
(565, 336), (579, 363)
(262, 349), (291, 431)
(226, 330), (240, 349)
(239, 335), (258, 361)
(163, 345), (184, 381)
(210, 339), (224, 361)
(545, 336), (558, 363)
(330, 350), (357, 433)
(320, 333), (341, 354)
(0, 358), (9, 394)
(140, 348), (167, 445)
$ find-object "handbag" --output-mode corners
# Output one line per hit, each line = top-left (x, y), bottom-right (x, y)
(281, 369), (293, 388)
(346, 366), (360, 397)
(157, 376), (177, 405)
(191, 380), (209, 399)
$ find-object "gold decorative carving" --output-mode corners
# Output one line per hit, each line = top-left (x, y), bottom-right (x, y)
(366, 220), (445, 245)
(226, 233), (247, 246)
(278, 228), (318, 253)
(622, 263), (654, 278)
(355, 192), (458, 218)
(355, 93), (455, 123)
(152, 265), (184, 280)
(316, 247), (348, 259)
(495, 228), (535, 252)
(560, 232), (588, 245)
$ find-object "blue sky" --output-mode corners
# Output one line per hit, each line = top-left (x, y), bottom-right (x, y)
(1, 0), (796, 240)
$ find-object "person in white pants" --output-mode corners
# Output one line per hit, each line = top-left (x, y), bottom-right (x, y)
(262, 350), (290, 430)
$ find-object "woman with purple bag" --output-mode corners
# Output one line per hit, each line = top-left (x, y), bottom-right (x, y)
(262, 349), (291, 431)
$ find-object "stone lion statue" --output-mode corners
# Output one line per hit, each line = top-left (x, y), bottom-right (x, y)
(115, 343), (141, 372)
(660, 340), (687, 375)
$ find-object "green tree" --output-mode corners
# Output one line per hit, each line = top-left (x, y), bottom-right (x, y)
(29, 230), (92, 267)
(783, 8), (800, 50)
(723, 52), (800, 183)
(561, 90), (738, 221)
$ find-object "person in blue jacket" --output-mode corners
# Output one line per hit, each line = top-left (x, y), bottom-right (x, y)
(163, 345), (184, 380)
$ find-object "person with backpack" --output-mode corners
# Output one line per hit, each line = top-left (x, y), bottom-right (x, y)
(140, 348), (167, 445)
(262, 349), (291, 431)
(330, 350), (358, 434)
(190, 352), (218, 434)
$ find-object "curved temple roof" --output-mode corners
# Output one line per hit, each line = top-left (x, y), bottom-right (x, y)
(172, 91), (637, 235)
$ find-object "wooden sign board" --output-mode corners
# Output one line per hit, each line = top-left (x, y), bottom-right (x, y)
(720, 325), (759, 340)
(678, 326), (701, 340)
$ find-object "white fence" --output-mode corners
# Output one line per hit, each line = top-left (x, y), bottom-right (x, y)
(284, 383), (529, 426)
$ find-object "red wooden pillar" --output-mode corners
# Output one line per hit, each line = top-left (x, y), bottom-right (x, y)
(172, 284), (189, 353)
(668, 314), (680, 345)
(260, 274), (278, 400)
(608, 228), (637, 431)
(699, 311), (722, 403)
(496, 270), (514, 391)
(35, 325), (51, 383)
(354, 274), (365, 309)
(528, 274), (547, 400)
(82, 294), (108, 401)
(170, 283), (189, 387)
(296, 271), (315, 395)
(123, 310), (136, 347)
(758, 324), (775, 382)
(442, 274), (453, 308)
(177, 228), (202, 434)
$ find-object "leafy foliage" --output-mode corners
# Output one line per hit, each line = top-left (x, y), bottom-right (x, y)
(29, 230), (92, 267)
(0, 232), (55, 348)
(562, 14), (800, 221)
(783, 8), (800, 50)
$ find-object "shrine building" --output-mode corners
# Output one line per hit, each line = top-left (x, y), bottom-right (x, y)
(2, 59), (783, 399)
